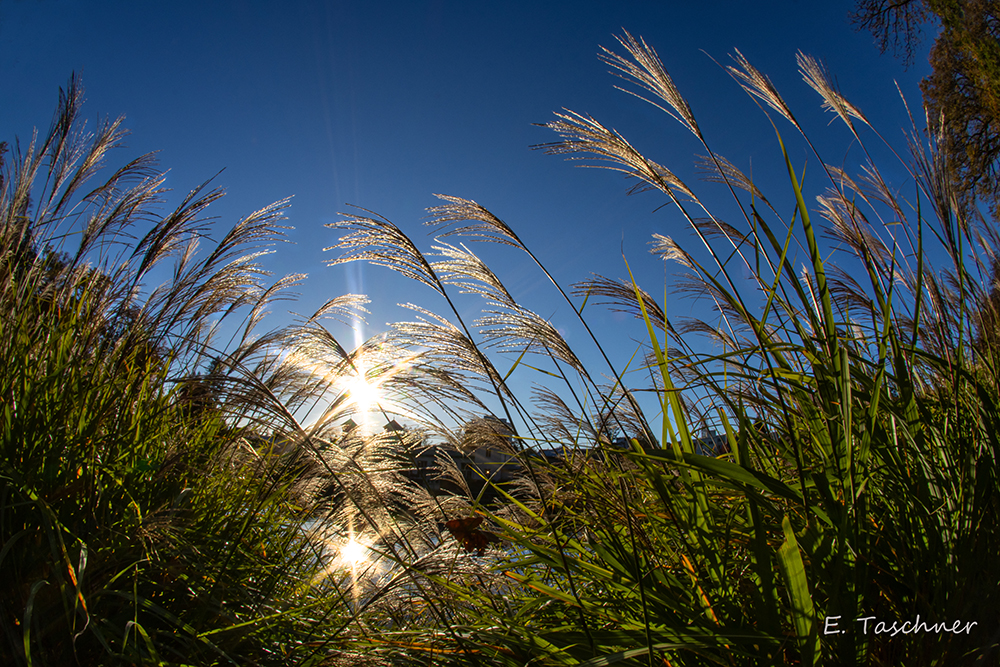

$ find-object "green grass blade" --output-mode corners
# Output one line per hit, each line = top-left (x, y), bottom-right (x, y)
(777, 515), (818, 666)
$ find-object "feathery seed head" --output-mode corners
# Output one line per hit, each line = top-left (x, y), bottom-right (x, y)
(727, 50), (800, 130)
(601, 30), (702, 139)
(797, 52), (870, 129)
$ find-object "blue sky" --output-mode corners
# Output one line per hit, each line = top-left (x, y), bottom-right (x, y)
(2, 1), (936, 432)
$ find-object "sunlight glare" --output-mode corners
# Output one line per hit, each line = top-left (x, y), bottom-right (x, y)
(341, 538), (369, 567)
(341, 372), (380, 413)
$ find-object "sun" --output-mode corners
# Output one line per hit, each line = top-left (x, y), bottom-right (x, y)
(340, 538), (369, 567)
(339, 368), (381, 413)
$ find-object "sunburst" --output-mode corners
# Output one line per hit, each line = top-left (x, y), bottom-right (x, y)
(338, 366), (382, 413)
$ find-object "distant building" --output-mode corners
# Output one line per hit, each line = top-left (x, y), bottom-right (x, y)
(401, 416), (520, 500)
(611, 429), (729, 457)
(693, 430), (729, 457)
(405, 442), (467, 494)
(459, 416), (517, 485)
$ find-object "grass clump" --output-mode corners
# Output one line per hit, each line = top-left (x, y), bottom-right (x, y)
(317, 32), (1000, 666)
(0, 76), (384, 666)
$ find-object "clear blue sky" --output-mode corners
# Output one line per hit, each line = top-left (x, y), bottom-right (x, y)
(2, 1), (935, 432)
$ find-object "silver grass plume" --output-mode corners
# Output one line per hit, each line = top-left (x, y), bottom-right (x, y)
(650, 233), (696, 269)
(816, 191), (893, 268)
(477, 303), (585, 376)
(325, 209), (443, 294)
(797, 52), (870, 131)
(425, 194), (523, 249)
(303, 293), (372, 327)
(132, 183), (226, 280)
(652, 234), (758, 346)
(857, 159), (907, 222)
(726, 50), (801, 131)
(535, 110), (694, 201)
(430, 241), (515, 306)
(695, 153), (775, 212)
(531, 386), (599, 447)
(827, 263), (877, 318)
(592, 382), (651, 446)
(235, 272), (307, 350)
(676, 316), (741, 351)
(421, 194), (655, 448)
(600, 31), (702, 139)
(908, 110), (967, 254)
(390, 303), (510, 395)
(572, 273), (667, 332)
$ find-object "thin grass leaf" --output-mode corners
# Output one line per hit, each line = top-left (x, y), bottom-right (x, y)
(777, 515), (818, 667)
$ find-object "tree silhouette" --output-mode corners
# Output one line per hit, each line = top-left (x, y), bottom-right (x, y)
(854, 0), (1000, 214)
(922, 0), (1000, 214)
(852, 0), (932, 65)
